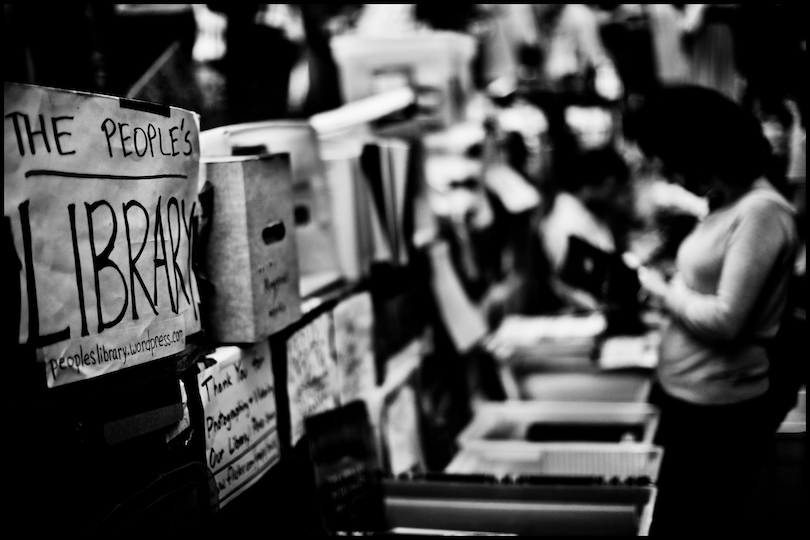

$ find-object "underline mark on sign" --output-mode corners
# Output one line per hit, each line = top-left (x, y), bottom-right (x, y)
(25, 169), (188, 180)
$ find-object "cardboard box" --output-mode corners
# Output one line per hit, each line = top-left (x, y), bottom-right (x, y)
(201, 121), (343, 298)
(202, 154), (301, 342)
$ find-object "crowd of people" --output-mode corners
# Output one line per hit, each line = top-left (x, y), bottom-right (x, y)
(409, 5), (805, 535)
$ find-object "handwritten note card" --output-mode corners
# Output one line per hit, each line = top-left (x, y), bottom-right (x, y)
(287, 313), (339, 445)
(198, 342), (280, 507)
(4, 82), (202, 387)
(333, 293), (377, 404)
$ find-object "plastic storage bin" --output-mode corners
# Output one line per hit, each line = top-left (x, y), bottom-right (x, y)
(457, 401), (661, 446)
(381, 478), (657, 536)
(446, 442), (663, 483)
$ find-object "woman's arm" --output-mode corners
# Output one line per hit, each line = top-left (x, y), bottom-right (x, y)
(649, 202), (790, 342)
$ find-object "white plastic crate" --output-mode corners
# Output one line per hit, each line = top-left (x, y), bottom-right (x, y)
(458, 400), (661, 446)
(382, 478), (658, 536)
(446, 442), (663, 482)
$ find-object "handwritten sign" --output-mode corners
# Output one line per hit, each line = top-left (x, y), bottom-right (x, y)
(287, 313), (339, 445)
(306, 401), (386, 534)
(4, 83), (202, 387)
(198, 342), (280, 507)
(333, 293), (377, 404)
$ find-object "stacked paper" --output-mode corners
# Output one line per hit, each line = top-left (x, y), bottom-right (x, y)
(487, 313), (607, 370)
(597, 332), (660, 371)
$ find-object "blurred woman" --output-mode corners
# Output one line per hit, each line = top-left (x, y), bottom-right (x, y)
(634, 85), (799, 536)
(539, 145), (633, 312)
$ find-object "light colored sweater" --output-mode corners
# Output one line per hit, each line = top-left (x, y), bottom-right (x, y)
(657, 179), (798, 405)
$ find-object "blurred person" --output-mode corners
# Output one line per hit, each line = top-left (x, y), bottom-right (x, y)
(538, 145), (634, 313)
(294, 4), (358, 115)
(489, 5), (624, 212)
(477, 111), (561, 327)
(759, 102), (796, 199)
(647, 4), (744, 101)
(594, 4), (658, 105)
(506, 4), (623, 100)
(633, 85), (799, 536)
(734, 4), (806, 128)
(647, 4), (692, 86)
(677, 4), (743, 102)
(203, 4), (302, 122)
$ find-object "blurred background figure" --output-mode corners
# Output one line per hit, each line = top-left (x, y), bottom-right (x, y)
(646, 4), (692, 87)
(500, 3), (622, 100)
(201, 4), (302, 122)
(647, 5), (745, 103)
(539, 146), (633, 312)
(593, 4), (658, 108)
(677, 4), (743, 103)
(735, 4), (806, 126)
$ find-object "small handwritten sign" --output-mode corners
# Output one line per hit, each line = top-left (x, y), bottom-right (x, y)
(198, 342), (280, 507)
(306, 401), (386, 534)
(333, 293), (377, 404)
(4, 82), (202, 387)
(287, 313), (339, 445)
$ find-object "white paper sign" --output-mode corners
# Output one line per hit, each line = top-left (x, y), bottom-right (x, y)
(198, 342), (280, 508)
(287, 313), (339, 445)
(333, 292), (377, 404)
(4, 83), (202, 387)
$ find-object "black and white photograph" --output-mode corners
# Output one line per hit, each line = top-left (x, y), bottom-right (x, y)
(5, 3), (805, 536)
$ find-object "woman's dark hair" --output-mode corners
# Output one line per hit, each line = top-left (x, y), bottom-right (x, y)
(633, 85), (772, 186)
